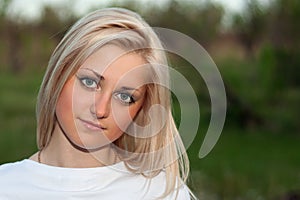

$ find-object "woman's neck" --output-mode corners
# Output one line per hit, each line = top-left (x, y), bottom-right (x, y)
(34, 124), (119, 168)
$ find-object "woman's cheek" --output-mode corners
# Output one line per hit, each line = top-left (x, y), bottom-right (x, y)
(56, 78), (85, 143)
(56, 78), (76, 129)
(107, 104), (137, 137)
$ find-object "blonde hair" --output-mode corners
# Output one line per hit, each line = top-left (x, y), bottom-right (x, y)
(36, 7), (191, 199)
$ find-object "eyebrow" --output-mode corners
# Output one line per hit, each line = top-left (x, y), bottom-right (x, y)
(120, 86), (141, 93)
(82, 68), (142, 93)
(83, 68), (105, 80)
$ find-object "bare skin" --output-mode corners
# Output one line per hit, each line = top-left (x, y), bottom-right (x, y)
(30, 45), (148, 168)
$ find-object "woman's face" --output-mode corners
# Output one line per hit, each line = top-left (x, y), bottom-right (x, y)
(55, 45), (148, 149)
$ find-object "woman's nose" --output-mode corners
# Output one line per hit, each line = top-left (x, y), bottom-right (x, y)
(90, 92), (110, 119)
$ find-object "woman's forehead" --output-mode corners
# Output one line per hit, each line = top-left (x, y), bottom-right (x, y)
(78, 45), (151, 87)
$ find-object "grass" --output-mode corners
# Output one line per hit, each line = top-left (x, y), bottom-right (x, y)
(188, 129), (300, 199)
(0, 71), (41, 163)
(0, 71), (299, 199)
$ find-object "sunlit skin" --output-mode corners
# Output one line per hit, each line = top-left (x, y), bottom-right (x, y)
(30, 45), (148, 168)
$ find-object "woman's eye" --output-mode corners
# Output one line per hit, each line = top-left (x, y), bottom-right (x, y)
(115, 93), (135, 104)
(80, 78), (98, 89)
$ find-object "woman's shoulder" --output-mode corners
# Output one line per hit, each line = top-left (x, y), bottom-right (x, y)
(0, 159), (30, 177)
(0, 159), (26, 172)
(0, 159), (30, 188)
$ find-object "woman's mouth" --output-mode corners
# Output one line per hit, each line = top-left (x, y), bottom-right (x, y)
(79, 119), (105, 131)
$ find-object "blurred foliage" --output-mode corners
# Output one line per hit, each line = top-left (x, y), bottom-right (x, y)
(0, 0), (300, 198)
(145, 1), (224, 48)
(232, 0), (267, 57)
(0, 0), (11, 17)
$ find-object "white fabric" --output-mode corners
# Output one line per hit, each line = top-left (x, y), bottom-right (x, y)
(0, 159), (190, 200)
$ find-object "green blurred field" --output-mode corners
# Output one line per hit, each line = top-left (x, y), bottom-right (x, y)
(0, 70), (299, 199)
(188, 130), (300, 199)
(0, 72), (41, 162)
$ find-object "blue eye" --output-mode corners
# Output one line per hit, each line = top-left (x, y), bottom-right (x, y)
(115, 92), (135, 104)
(80, 77), (98, 89)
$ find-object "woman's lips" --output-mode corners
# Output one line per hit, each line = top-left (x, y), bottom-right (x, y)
(79, 119), (105, 131)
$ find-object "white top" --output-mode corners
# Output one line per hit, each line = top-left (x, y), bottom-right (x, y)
(0, 159), (190, 200)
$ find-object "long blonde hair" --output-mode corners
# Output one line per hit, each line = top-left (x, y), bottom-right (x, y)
(36, 7), (191, 198)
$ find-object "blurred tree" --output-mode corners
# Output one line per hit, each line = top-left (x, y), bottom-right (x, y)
(0, 0), (11, 17)
(265, 0), (300, 87)
(6, 22), (22, 73)
(146, 0), (224, 48)
(232, 0), (267, 58)
(260, 0), (300, 133)
(0, 0), (23, 73)
(228, 0), (300, 133)
(38, 6), (77, 42)
(232, 0), (300, 87)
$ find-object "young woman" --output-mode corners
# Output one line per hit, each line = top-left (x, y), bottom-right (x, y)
(0, 8), (195, 199)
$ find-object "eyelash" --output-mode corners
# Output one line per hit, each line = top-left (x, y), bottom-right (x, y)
(77, 76), (136, 105)
(114, 92), (136, 105)
(78, 77), (99, 90)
